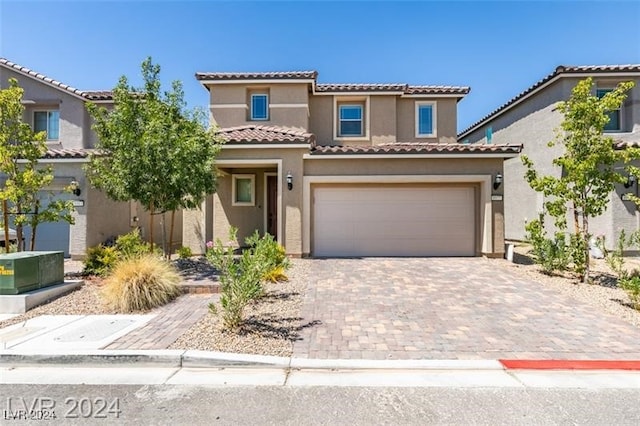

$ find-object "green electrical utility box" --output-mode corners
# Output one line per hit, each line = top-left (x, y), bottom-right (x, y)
(0, 251), (64, 295)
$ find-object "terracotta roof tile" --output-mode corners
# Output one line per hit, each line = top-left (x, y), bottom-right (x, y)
(459, 64), (640, 138)
(310, 142), (522, 155)
(405, 85), (470, 95)
(196, 71), (318, 81)
(315, 83), (407, 92)
(314, 83), (470, 95)
(218, 125), (314, 144)
(42, 148), (96, 159)
(0, 58), (113, 101)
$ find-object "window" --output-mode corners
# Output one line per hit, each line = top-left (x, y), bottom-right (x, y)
(596, 89), (621, 131)
(34, 110), (60, 140)
(232, 174), (255, 206)
(250, 94), (269, 120)
(415, 102), (437, 138)
(339, 105), (363, 136)
(485, 126), (493, 144)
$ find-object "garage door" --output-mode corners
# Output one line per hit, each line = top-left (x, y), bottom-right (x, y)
(313, 186), (475, 257)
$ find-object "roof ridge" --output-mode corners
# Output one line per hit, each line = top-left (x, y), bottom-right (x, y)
(0, 57), (112, 101)
(459, 64), (640, 138)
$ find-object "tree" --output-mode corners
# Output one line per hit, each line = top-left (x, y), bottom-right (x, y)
(86, 57), (223, 257)
(0, 78), (75, 252)
(523, 77), (640, 283)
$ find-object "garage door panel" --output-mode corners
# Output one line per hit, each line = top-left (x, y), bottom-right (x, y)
(313, 186), (475, 257)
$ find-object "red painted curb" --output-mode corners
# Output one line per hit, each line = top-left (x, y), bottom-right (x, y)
(499, 360), (640, 370)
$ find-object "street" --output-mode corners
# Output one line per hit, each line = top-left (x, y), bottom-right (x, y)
(2, 384), (640, 425)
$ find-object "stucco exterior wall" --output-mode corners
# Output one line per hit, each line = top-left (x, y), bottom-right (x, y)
(308, 96), (333, 145)
(463, 76), (640, 247)
(0, 67), (89, 150)
(183, 147), (306, 255)
(396, 98), (457, 144)
(207, 83), (310, 130)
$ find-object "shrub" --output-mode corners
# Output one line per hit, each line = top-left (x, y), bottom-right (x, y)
(525, 219), (570, 274)
(101, 254), (181, 312)
(83, 245), (119, 276)
(263, 265), (289, 283)
(176, 246), (193, 259)
(246, 231), (290, 280)
(206, 228), (264, 330)
(620, 270), (640, 310)
(115, 228), (154, 259)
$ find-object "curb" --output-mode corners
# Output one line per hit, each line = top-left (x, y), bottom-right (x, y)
(500, 359), (640, 370)
(0, 350), (185, 367)
(3, 350), (640, 371)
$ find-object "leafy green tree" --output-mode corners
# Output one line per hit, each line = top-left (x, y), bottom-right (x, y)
(523, 77), (640, 282)
(0, 78), (75, 252)
(86, 57), (222, 256)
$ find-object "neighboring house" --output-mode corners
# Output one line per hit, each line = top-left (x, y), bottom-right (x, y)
(0, 58), (173, 258)
(458, 65), (640, 247)
(183, 71), (522, 257)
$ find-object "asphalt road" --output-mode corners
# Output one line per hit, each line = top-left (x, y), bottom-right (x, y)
(2, 384), (640, 425)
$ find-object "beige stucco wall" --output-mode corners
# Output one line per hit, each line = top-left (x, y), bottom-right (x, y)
(396, 97), (458, 144)
(207, 83), (310, 130)
(183, 148), (306, 255)
(463, 76), (640, 247)
(0, 66), (94, 150)
(309, 94), (457, 146)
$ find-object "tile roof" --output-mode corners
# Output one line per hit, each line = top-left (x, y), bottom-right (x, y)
(196, 69), (469, 96)
(310, 142), (522, 156)
(42, 148), (96, 159)
(0, 58), (113, 101)
(315, 83), (407, 92)
(217, 125), (314, 144)
(406, 85), (471, 95)
(459, 64), (640, 138)
(314, 83), (470, 95)
(196, 71), (318, 81)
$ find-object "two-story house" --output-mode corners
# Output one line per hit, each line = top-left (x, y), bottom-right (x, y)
(0, 58), (164, 258)
(458, 65), (640, 248)
(183, 71), (522, 257)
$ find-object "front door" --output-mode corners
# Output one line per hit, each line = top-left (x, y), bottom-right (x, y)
(266, 175), (278, 238)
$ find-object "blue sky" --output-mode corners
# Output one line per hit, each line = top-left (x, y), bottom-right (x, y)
(1, 0), (639, 133)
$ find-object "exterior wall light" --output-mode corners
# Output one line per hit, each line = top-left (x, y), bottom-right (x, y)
(286, 172), (293, 191)
(493, 173), (503, 190)
(624, 174), (636, 189)
(70, 179), (81, 196)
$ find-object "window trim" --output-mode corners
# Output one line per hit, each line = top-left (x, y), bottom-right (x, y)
(333, 96), (370, 141)
(596, 88), (622, 132)
(414, 101), (437, 138)
(33, 109), (60, 141)
(250, 93), (269, 121)
(232, 174), (256, 206)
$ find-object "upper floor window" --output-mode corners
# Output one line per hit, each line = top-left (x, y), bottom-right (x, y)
(596, 88), (621, 132)
(250, 94), (269, 121)
(338, 104), (363, 137)
(34, 110), (59, 140)
(415, 101), (437, 138)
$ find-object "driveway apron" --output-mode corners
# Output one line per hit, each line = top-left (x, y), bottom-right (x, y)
(292, 258), (640, 360)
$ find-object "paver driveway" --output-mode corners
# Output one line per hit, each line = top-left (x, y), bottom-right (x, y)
(292, 258), (640, 360)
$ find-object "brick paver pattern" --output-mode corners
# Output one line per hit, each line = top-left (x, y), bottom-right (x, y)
(292, 258), (640, 360)
(104, 294), (215, 350)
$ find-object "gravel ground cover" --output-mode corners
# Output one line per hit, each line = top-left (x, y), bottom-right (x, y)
(169, 258), (311, 356)
(494, 242), (640, 328)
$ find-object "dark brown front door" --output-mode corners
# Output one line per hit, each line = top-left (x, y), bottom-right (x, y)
(267, 175), (277, 238)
